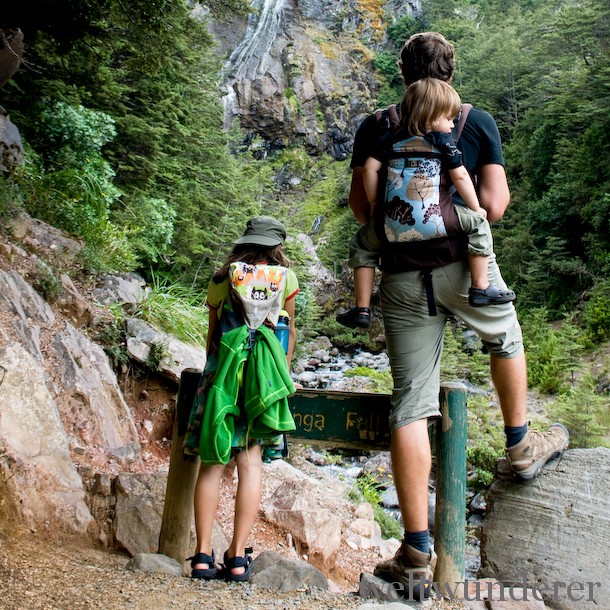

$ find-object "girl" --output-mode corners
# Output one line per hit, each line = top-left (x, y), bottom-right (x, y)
(185, 215), (299, 582)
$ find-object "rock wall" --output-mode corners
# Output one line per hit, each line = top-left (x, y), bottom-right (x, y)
(211, 0), (421, 158)
(0, 215), (206, 541)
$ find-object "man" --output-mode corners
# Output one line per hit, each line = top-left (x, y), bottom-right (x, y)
(347, 32), (569, 600)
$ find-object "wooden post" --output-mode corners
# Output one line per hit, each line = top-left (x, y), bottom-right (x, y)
(158, 368), (201, 563)
(434, 382), (468, 589)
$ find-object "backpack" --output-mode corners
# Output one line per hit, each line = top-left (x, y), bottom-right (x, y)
(221, 262), (288, 333)
(373, 103), (472, 272)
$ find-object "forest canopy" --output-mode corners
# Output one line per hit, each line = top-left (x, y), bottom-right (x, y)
(1, 0), (609, 342)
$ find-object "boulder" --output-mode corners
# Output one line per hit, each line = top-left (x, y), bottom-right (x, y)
(0, 28), (23, 88)
(251, 550), (328, 591)
(0, 108), (23, 175)
(480, 449), (610, 610)
(0, 343), (93, 536)
(125, 317), (206, 383)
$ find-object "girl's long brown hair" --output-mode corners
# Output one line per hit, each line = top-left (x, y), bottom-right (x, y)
(212, 244), (291, 283)
(400, 78), (462, 137)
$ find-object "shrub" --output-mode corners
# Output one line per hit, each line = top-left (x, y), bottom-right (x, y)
(521, 308), (585, 394)
(547, 374), (610, 448)
(581, 280), (610, 347)
(349, 472), (403, 540)
(466, 395), (505, 489)
(132, 276), (208, 347)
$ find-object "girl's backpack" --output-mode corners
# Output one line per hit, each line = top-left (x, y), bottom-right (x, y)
(226, 261), (287, 330)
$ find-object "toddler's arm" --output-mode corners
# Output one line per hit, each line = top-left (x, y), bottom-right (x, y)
(449, 166), (487, 218)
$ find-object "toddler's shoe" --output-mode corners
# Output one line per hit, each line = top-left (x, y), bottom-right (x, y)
(469, 284), (515, 307)
(336, 307), (371, 329)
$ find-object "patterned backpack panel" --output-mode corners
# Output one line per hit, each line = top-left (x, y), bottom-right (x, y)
(229, 262), (287, 329)
(383, 136), (451, 243)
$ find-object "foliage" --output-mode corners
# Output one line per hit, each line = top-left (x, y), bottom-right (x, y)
(581, 280), (610, 347)
(440, 322), (489, 386)
(345, 367), (393, 394)
(372, 51), (404, 108)
(520, 308), (585, 394)
(418, 0), (610, 315)
(131, 277), (209, 348)
(386, 15), (422, 48)
(547, 374), (610, 448)
(12, 141), (137, 272)
(38, 100), (118, 167)
(466, 395), (505, 489)
(348, 473), (403, 540)
(369, 14), (423, 108)
(94, 312), (130, 369)
(27, 261), (63, 304)
(1, 0), (265, 284)
(147, 341), (170, 372)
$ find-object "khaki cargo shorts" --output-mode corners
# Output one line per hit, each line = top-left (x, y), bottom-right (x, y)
(379, 257), (523, 431)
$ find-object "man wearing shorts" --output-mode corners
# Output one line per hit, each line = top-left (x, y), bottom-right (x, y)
(348, 32), (569, 600)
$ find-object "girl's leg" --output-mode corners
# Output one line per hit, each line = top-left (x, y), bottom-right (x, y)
(227, 445), (263, 575)
(193, 462), (225, 569)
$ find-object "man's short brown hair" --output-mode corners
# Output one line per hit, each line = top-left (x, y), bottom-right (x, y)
(398, 32), (456, 86)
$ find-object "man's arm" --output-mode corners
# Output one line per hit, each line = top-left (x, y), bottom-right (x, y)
(477, 163), (510, 223)
(348, 167), (371, 224)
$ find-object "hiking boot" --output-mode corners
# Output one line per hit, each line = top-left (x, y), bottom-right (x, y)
(336, 306), (371, 329)
(469, 284), (516, 307)
(373, 542), (437, 601)
(505, 423), (569, 480)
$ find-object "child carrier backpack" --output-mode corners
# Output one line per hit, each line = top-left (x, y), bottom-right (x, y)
(374, 103), (472, 272)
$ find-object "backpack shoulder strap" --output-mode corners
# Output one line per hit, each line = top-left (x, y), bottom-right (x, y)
(453, 103), (473, 141)
(375, 104), (400, 130)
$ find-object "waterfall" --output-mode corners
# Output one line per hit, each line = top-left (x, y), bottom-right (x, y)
(222, 84), (238, 131)
(221, 0), (287, 129)
(224, 0), (287, 82)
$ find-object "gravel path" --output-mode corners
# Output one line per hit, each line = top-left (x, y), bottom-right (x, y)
(0, 534), (468, 610)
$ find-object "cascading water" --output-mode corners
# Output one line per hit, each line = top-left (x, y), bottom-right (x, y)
(221, 0), (288, 130)
(225, 0), (287, 81)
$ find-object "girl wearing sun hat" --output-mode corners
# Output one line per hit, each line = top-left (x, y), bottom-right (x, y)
(184, 216), (299, 583)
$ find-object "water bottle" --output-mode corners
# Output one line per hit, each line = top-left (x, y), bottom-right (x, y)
(274, 310), (290, 354)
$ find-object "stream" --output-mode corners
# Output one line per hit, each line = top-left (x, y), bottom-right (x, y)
(292, 342), (485, 581)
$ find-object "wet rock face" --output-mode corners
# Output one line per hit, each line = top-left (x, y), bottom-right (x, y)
(0, 108), (24, 175)
(0, 29), (24, 175)
(213, 0), (420, 158)
(0, 28), (23, 89)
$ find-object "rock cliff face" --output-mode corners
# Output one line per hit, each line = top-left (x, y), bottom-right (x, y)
(210, 0), (420, 159)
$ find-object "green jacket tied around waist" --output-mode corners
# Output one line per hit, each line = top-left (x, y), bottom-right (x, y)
(199, 324), (296, 464)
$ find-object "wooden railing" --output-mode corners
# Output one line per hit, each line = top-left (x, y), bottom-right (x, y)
(159, 368), (467, 588)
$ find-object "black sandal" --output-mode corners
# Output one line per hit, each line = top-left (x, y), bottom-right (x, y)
(222, 547), (253, 582)
(336, 307), (371, 329)
(187, 551), (219, 580)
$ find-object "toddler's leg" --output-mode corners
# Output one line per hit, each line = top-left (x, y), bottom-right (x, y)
(455, 207), (516, 307)
(337, 266), (374, 328)
(468, 253), (516, 307)
(468, 253), (490, 290)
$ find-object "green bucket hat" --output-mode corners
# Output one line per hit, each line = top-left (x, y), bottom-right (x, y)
(234, 216), (287, 247)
